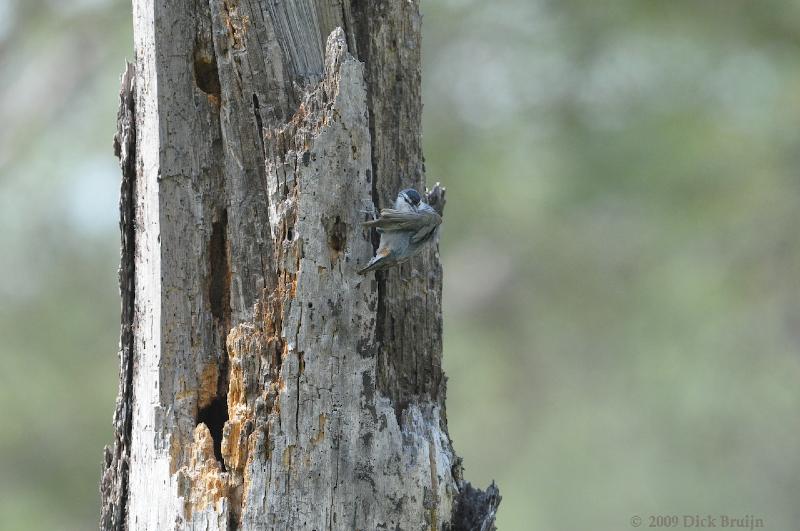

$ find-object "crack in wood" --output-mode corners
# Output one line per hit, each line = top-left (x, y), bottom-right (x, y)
(251, 93), (266, 157)
(209, 211), (232, 327)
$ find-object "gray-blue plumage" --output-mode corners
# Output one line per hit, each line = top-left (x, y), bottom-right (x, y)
(358, 188), (443, 274)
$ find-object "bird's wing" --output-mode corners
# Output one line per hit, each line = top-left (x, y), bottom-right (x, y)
(362, 208), (442, 242)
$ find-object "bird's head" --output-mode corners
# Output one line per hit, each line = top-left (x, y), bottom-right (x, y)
(399, 188), (421, 209)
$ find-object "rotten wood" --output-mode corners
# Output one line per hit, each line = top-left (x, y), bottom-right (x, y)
(100, 61), (136, 531)
(101, 2), (499, 530)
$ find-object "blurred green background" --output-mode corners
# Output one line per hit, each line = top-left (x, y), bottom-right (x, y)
(2, 0), (799, 529)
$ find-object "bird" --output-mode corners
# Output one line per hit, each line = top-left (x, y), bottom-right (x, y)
(358, 188), (443, 275)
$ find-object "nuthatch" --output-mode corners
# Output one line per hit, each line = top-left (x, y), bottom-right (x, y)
(358, 188), (443, 275)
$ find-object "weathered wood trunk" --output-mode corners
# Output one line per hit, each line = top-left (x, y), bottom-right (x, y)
(100, 2), (499, 530)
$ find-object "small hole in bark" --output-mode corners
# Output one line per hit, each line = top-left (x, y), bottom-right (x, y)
(393, 400), (409, 428)
(197, 396), (228, 469)
(323, 215), (347, 261)
(329, 216), (345, 251)
(193, 45), (221, 96)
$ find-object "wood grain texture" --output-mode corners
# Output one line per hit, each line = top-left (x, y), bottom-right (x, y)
(350, 0), (447, 425)
(100, 61), (136, 531)
(102, 1), (499, 529)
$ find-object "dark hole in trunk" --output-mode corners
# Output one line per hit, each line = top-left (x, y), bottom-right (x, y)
(197, 396), (228, 470)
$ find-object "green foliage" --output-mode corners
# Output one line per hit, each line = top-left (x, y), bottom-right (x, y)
(423, 1), (800, 529)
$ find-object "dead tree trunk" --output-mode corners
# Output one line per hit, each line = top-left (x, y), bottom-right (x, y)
(100, 2), (499, 530)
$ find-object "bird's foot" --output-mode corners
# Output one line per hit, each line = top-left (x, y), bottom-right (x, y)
(359, 201), (378, 221)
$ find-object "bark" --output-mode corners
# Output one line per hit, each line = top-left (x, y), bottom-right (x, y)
(101, 2), (499, 530)
(100, 61), (136, 531)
